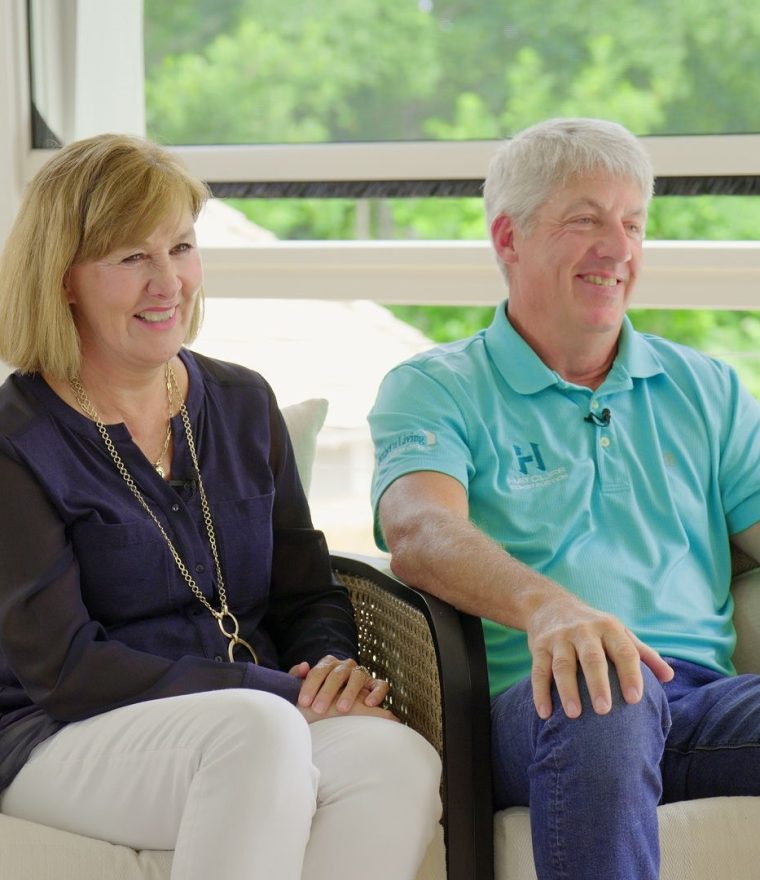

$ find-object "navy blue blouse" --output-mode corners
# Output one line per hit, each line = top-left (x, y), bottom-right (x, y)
(0, 350), (356, 790)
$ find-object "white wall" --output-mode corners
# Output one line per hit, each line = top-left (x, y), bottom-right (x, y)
(28, 0), (144, 144)
(0, 2), (28, 248)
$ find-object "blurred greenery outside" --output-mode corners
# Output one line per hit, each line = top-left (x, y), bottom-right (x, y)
(144, 0), (760, 395)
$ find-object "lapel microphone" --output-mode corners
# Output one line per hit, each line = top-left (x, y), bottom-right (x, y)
(169, 468), (199, 492)
(584, 408), (611, 427)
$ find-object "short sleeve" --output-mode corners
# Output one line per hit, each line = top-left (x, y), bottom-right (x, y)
(368, 363), (474, 549)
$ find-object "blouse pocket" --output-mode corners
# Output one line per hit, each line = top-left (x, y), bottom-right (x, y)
(211, 492), (274, 613)
(70, 519), (174, 625)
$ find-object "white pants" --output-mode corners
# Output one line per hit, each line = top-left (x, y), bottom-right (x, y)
(0, 690), (442, 880)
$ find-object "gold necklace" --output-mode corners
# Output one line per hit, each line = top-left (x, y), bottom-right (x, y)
(153, 366), (174, 478)
(69, 366), (259, 664)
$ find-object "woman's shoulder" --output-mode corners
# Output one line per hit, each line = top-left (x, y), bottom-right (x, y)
(184, 349), (273, 395)
(182, 350), (281, 431)
(0, 372), (45, 438)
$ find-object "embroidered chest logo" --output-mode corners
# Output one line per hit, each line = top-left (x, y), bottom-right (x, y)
(513, 442), (546, 475)
(509, 442), (567, 490)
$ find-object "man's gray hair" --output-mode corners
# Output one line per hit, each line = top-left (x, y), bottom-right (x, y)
(483, 118), (655, 233)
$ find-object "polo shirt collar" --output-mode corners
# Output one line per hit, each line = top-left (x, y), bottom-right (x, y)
(616, 317), (664, 380)
(484, 301), (555, 394)
(484, 301), (664, 395)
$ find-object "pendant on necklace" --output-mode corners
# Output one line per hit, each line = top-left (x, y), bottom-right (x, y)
(217, 610), (260, 663)
(155, 463), (166, 478)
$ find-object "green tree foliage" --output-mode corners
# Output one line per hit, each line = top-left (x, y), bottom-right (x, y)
(145, 0), (438, 144)
(144, 0), (760, 146)
(143, 0), (244, 76)
(419, 0), (760, 136)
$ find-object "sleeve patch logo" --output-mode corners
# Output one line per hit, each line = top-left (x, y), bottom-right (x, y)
(377, 431), (437, 464)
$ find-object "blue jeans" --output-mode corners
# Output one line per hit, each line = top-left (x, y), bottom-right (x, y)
(491, 658), (760, 880)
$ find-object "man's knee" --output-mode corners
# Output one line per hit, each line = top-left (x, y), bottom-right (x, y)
(491, 661), (669, 808)
(550, 661), (670, 768)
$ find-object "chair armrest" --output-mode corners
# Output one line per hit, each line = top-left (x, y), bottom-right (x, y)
(332, 552), (494, 880)
(731, 544), (758, 579)
(732, 566), (760, 674)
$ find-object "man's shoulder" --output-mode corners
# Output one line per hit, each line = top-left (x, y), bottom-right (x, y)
(639, 330), (710, 360)
(388, 329), (490, 381)
(638, 330), (734, 381)
(632, 331), (750, 419)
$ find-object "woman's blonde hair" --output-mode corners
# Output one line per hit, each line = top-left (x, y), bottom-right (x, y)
(0, 133), (210, 378)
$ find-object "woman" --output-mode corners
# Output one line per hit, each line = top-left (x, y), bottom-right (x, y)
(0, 134), (441, 879)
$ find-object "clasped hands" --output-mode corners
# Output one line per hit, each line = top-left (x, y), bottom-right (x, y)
(527, 594), (674, 720)
(290, 655), (396, 724)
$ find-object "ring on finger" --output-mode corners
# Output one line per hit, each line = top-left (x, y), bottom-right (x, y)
(354, 664), (372, 679)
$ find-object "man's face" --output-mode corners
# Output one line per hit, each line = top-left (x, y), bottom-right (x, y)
(494, 172), (647, 347)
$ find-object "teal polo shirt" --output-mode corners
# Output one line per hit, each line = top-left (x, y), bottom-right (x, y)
(369, 303), (760, 697)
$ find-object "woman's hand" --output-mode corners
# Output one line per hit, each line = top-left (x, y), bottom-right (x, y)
(290, 655), (391, 716)
(297, 698), (397, 724)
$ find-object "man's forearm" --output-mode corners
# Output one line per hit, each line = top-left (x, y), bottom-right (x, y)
(386, 505), (570, 631)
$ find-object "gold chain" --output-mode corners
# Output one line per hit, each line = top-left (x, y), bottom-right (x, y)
(153, 367), (174, 477)
(69, 366), (258, 664)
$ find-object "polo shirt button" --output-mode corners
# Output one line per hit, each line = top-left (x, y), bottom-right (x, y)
(591, 400), (600, 410)
(171, 503), (180, 512)
(195, 563), (205, 573)
(600, 436), (611, 448)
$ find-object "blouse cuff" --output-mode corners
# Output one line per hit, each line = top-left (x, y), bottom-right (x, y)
(241, 662), (302, 704)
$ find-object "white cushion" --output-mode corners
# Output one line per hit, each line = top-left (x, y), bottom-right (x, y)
(494, 797), (760, 880)
(0, 813), (443, 880)
(280, 398), (328, 496)
(0, 813), (172, 880)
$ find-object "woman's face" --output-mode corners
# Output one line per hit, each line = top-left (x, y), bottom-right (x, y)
(65, 209), (203, 375)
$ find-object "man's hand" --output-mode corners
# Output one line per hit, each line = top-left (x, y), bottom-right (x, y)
(290, 655), (390, 715)
(527, 594), (674, 719)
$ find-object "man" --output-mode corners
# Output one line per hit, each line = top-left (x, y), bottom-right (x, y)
(368, 117), (760, 879)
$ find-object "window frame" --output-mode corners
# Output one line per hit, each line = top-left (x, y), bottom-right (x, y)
(24, 135), (760, 193)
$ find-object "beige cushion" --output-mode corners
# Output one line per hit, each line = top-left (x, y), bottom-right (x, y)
(280, 397), (328, 496)
(0, 813), (443, 880)
(495, 797), (760, 880)
(0, 814), (171, 880)
(731, 567), (760, 674)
